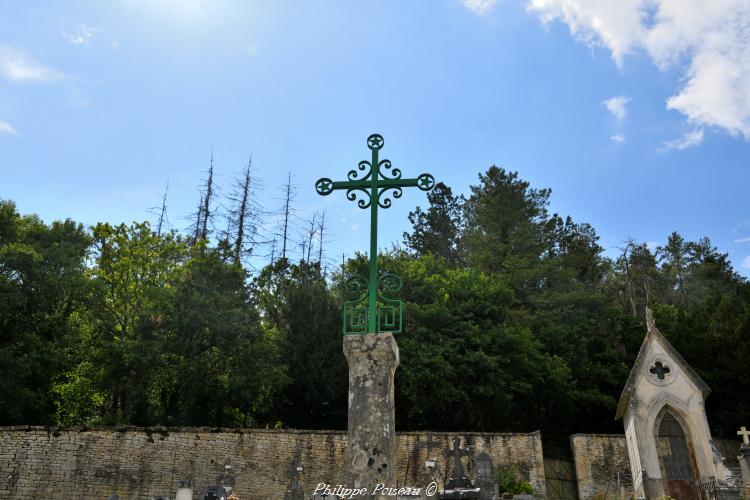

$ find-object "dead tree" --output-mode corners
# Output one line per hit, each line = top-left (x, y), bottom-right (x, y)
(200, 149), (215, 240)
(618, 241), (638, 318)
(271, 173), (298, 262)
(226, 156), (264, 264)
(193, 194), (204, 244)
(269, 237), (278, 266)
(235, 158), (252, 262)
(281, 172), (293, 260)
(317, 210), (326, 263)
(304, 211), (318, 262)
(156, 180), (169, 237)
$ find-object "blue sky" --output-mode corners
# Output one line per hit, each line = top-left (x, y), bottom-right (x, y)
(1, 0), (749, 275)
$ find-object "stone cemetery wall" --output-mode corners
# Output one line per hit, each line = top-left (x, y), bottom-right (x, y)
(570, 434), (630, 500)
(0, 426), (545, 499)
(570, 433), (742, 500)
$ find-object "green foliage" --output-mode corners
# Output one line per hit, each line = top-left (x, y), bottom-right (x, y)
(403, 182), (463, 264)
(253, 258), (347, 429)
(0, 200), (90, 425)
(0, 160), (748, 438)
(496, 466), (534, 495)
(52, 359), (105, 426)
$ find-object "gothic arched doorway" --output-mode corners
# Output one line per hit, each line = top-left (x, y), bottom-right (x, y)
(655, 408), (699, 499)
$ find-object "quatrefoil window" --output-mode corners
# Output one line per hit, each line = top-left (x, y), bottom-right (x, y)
(649, 361), (671, 381)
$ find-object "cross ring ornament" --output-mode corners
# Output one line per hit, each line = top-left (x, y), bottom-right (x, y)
(417, 173), (435, 191)
(367, 134), (384, 150)
(315, 178), (333, 195)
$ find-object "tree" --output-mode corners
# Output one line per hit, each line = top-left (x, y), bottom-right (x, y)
(200, 150), (216, 240)
(253, 259), (347, 429)
(403, 182), (463, 264)
(85, 221), (186, 424)
(0, 200), (90, 424)
(279, 173), (296, 260)
(357, 252), (575, 433)
(461, 167), (551, 297)
(658, 231), (690, 305)
(226, 157), (263, 265)
(166, 241), (286, 427)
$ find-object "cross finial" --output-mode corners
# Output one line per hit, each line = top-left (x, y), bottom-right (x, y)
(738, 426), (750, 445)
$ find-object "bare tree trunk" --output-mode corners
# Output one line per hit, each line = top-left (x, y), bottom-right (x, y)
(200, 149), (215, 241)
(281, 172), (292, 260)
(621, 242), (637, 317)
(193, 194), (204, 244)
(156, 180), (169, 236)
(318, 210), (326, 263)
(234, 157), (252, 263)
(270, 237), (277, 266)
(305, 212), (317, 263)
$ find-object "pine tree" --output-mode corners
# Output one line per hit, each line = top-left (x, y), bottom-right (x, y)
(403, 182), (463, 264)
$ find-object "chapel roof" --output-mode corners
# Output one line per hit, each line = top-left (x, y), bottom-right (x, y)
(615, 307), (711, 420)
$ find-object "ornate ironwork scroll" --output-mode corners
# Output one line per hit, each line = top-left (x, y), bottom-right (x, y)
(342, 273), (404, 335)
(315, 133), (435, 335)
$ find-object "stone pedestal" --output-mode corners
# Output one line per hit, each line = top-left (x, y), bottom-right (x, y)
(739, 445), (750, 493)
(343, 332), (399, 497)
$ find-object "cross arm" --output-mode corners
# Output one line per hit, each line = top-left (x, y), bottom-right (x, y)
(315, 174), (434, 196)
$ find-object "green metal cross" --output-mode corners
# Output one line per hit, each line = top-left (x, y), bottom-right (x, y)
(315, 133), (435, 334)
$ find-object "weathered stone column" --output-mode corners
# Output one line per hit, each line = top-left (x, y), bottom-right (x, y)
(343, 332), (399, 497)
(739, 445), (750, 495)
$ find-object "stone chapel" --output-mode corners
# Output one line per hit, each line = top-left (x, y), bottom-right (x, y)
(616, 308), (739, 499)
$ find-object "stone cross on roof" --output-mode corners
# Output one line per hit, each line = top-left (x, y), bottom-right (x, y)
(738, 426), (750, 445)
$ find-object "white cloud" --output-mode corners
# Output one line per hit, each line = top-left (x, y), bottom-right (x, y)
(461, 0), (498, 16)
(743, 255), (750, 269)
(611, 133), (626, 142)
(0, 45), (63, 83)
(603, 96), (630, 122)
(660, 129), (704, 151)
(527, 0), (750, 140)
(734, 236), (750, 243)
(0, 119), (17, 135)
(63, 23), (96, 45)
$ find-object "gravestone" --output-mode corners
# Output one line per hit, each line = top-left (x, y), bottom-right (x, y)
(439, 438), (480, 499)
(217, 464), (235, 495)
(738, 427), (750, 492)
(443, 437), (473, 490)
(285, 459), (305, 500)
(201, 485), (228, 500)
(414, 433), (444, 486)
(475, 452), (499, 500)
(175, 478), (193, 500)
(315, 134), (435, 497)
